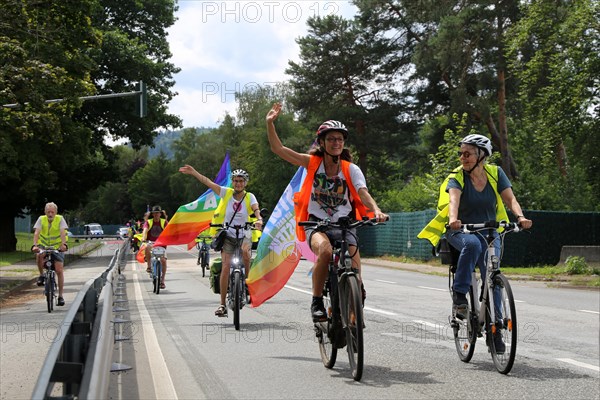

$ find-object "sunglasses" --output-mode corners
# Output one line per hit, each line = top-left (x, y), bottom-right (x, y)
(457, 151), (475, 158)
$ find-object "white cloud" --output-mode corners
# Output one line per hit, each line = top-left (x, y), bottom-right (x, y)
(167, 1), (357, 128)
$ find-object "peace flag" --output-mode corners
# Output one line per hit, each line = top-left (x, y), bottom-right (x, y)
(247, 167), (315, 307)
(154, 154), (231, 248)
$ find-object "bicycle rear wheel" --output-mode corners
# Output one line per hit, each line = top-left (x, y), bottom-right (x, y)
(489, 274), (517, 374)
(317, 291), (337, 369)
(233, 272), (241, 330)
(342, 275), (364, 381)
(452, 286), (477, 362)
(201, 251), (209, 277)
(45, 271), (53, 313)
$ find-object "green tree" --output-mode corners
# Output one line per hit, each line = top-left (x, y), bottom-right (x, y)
(354, 0), (521, 179)
(286, 14), (411, 188)
(506, 0), (600, 210)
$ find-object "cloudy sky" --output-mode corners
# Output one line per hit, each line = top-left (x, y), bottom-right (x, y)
(166, 1), (357, 129)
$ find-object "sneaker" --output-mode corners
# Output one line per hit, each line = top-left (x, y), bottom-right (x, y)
(146, 267), (151, 273)
(452, 291), (468, 319)
(311, 296), (327, 322)
(215, 305), (227, 317)
(493, 332), (506, 354)
(160, 281), (166, 289)
(57, 297), (65, 306)
(36, 275), (45, 286)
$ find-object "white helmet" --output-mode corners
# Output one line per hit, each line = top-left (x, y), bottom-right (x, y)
(231, 169), (249, 181)
(460, 134), (493, 157)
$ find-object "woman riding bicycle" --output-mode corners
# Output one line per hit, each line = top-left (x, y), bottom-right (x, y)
(419, 134), (532, 347)
(266, 103), (388, 322)
(179, 165), (263, 317)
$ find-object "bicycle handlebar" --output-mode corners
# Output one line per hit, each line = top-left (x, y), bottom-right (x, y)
(298, 216), (387, 230)
(32, 245), (63, 254)
(448, 220), (522, 233)
(210, 221), (258, 230)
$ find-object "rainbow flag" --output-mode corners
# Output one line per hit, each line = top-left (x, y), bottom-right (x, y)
(154, 154), (231, 248)
(247, 167), (315, 307)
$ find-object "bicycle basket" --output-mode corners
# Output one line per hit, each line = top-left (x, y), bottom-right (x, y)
(151, 246), (166, 256)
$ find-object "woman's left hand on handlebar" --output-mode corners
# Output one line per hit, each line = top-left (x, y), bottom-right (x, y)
(374, 210), (389, 223)
(517, 217), (532, 229)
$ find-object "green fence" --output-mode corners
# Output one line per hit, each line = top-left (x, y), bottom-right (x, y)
(358, 210), (600, 267)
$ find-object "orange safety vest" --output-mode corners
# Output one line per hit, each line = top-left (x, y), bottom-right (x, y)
(293, 155), (373, 241)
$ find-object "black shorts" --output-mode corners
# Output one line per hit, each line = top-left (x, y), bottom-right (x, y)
(304, 216), (358, 250)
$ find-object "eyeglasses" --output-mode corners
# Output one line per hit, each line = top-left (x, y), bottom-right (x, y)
(457, 151), (474, 158)
(326, 137), (344, 143)
(233, 179), (246, 184)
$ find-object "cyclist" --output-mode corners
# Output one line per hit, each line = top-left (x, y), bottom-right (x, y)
(142, 205), (169, 289)
(266, 103), (388, 322)
(179, 165), (263, 317)
(32, 202), (69, 306)
(419, 134), (532, 350)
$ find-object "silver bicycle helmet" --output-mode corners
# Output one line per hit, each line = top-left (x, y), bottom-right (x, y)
(460, 134), (493, 157)
(231, 169), (249, 181)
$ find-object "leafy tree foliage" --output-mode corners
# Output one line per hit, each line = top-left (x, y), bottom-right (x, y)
(1, 0), (180, 250)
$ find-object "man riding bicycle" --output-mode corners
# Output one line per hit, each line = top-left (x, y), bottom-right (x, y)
(142, 205), (169, 289)
(266, 103), (388, 322)
(179, 165), (263, 317)
(32, 202), (69, 306)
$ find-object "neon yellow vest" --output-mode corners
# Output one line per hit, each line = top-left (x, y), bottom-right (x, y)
(417, 164), (509, 246)
(148, 218), (166, 230)
(39, 215), (68, 247)
(210, 188), (261, 242)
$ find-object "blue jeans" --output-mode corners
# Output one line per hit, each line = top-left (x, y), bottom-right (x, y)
(447, 229), (503, 320)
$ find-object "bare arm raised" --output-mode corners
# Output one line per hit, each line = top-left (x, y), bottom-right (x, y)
(179, 165), (222, 195)
(266, 103), (310, 168)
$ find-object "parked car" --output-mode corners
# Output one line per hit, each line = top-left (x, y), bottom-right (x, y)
(117, 226), (129, 239)
(84, 223), (104, 236)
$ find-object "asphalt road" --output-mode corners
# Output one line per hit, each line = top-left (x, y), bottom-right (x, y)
(1, 242), (598, 399)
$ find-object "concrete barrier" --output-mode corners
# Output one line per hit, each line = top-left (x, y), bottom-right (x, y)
(559, 246), (600, 263)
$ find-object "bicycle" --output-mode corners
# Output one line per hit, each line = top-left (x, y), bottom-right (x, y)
(196, 234), (212, 277)
(147, 242), (166, 294)
(35, 246), (61, 313)
(210, 221), (256, 330)
(446, 220), (521, 374)
(298, 216), (385, 381)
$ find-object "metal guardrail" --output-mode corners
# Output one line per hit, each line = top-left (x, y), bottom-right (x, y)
(31, 241), (129, 399)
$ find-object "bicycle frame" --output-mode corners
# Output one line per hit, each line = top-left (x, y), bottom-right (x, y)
(37, 247), (60, 313)
(150, 244), (166, 294)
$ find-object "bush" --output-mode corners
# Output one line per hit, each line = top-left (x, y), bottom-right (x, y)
(564, 256), (591, 275)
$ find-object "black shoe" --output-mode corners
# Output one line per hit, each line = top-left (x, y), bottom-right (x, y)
(36, 275), (45, 286)
(361, 282), (366, 306)
(57, 297), (65, 306)
(493, 332), (506, 354)
(311, 297), (327, 322)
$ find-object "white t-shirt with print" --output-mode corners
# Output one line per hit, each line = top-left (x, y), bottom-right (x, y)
(306, 161), (367, 222)
(219, 187), (258, 239)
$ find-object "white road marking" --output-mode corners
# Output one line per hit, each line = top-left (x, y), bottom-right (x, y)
(375, 279), (396, 284)
(557, 358), (599, 372)
(579, 309), (600, 315)
(418, 286), (446, 292)
(132, 268), (178, 399)
(412, 320), (441, 330)
(285, 284), (312, 296)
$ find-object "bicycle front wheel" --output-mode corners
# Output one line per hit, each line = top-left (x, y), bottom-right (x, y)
(489, 274), (517, 374)
(452, 286), (477, 362)
(342, 275), (364, 381)
(233, 272), (241, 330)
(45, 272), (53, 313)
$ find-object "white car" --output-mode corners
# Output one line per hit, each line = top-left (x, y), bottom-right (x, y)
(118, 227), (130, 239)
(84, 223), (104, 236)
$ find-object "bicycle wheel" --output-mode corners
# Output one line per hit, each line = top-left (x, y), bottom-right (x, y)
(45, 271), (53, 313)
(155, 261), (162, 294)
(201, 250), (209, 277)
(233, 272), (241, 330)
(342, 275), (364, 381)
(317, 290), (337, 369)
(452, 286), (477, 362)
(489, 274), (517, 374)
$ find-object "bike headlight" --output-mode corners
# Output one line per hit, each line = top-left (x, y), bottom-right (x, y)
(232, 257), (240, 265)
